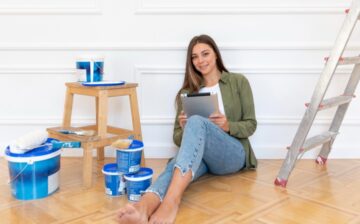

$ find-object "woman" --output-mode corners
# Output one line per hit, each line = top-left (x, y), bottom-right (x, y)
(117, 34), (257, 224)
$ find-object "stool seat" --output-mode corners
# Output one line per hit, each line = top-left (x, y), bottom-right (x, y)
(47, 82), (143, 188)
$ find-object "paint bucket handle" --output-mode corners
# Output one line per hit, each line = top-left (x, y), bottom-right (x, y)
(7, 161), (32, 184)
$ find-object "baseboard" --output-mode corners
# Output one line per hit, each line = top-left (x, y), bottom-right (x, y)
(1, 144), (359, 159)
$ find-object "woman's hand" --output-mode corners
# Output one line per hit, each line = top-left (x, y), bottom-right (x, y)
(178, 111), (187, 129)
(209, 112), (229, 132)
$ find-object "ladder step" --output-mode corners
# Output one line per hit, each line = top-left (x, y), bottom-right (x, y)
(324, 56), (360, 65)
(286, 131), (338, 151)
(305, 95), (353, 111)
(338, 56), (360, 65)
(302, 131), (338, 152)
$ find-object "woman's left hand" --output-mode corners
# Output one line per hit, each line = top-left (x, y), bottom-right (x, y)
(209, 112), (229, 132)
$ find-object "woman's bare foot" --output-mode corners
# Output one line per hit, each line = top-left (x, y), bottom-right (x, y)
(117, 203), (148, 224)
(149, 198), (180, 224)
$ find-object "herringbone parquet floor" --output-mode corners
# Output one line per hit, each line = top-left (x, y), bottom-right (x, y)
(1, 157), (360, 223)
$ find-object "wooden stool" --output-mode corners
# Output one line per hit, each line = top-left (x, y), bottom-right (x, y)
(47, 82), (143, 188)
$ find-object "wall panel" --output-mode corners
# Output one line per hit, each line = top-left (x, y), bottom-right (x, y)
(1, 0), (360, 159)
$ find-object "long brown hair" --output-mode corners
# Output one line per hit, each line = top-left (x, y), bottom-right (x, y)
(175, 34), (229, 107)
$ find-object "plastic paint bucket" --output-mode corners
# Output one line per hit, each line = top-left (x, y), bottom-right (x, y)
(102, 163), (126, 197)
(76, 56), (104, 82)
(124, 167), (153, 202)
(5, 139), (61, 200)
(115, 140), (144, 174)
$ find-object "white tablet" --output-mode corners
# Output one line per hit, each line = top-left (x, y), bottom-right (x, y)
(180, 92), (219, 118)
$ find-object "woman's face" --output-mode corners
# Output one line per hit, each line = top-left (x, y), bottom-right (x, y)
(191, 43), (218, 77)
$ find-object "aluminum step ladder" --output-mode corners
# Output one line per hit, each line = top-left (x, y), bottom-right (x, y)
(275, 0), (360, 187)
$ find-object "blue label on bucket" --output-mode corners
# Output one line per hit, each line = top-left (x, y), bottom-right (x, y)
(76, 61), (103, 82)
(104, 175), (126, 196)
(93, 61), (104, 82)
(124, 167), (153, 202)
(102, 163), (126, 197)
(116, 140), (143, 174)
(8, 155), (60, 200)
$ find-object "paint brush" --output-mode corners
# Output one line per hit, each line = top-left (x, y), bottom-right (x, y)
(58, 129), (96, 136)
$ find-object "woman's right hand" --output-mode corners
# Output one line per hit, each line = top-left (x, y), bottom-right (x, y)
(178, 111), (187, 129)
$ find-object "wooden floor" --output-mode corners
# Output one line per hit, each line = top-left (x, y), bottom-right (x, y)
(1, 157), (360, 224)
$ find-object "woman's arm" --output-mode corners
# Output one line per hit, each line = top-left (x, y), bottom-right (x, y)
(173, 101), (184, 147)
(228, 76), (257, 138)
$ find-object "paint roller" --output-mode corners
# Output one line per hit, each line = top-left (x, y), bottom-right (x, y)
(9, 130), (81, 154)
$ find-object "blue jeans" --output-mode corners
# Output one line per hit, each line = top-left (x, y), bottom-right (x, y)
(145, 115), (246, 201)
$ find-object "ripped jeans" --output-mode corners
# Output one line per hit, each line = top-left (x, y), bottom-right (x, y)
(145, 115), (246, 201)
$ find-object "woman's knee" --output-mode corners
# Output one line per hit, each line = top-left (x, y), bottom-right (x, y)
(186, 115), (207, 127)
(210, 165), (243, 175)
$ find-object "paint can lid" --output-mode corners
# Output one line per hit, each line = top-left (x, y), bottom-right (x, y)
(5, 138), (60, 158)
(124, 167), (153, 181)
(102, 163), (123, 175)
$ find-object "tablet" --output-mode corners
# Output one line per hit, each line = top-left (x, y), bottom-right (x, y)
(181, 92), (219, 118)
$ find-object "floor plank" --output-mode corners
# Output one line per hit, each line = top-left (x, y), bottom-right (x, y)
(1, 157), (360, 223)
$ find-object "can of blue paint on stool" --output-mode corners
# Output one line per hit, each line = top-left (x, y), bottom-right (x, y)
(115, 140), (144, 174)
(102, 163), (126, 197)
(76, 56), (104, 82)
(124, 167), (153, 202)
(5, 139), (61, 200)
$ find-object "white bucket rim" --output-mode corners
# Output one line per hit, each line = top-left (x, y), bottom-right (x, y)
(102, 170), (124, 176)
(5, 150), (61, 163)
(124, 174), (152, 182)
(113, 146), (143, 152)
(102, 163), (124, 176)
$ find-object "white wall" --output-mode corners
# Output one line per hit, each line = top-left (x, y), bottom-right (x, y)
(1, 0), (360, 159)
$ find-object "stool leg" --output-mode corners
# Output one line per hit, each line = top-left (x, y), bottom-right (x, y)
(63, 87), (74, 127)
(129, 88), (145, 166)
(97, 147), (105, 161)
(96, 95), (106, 161)
(82, 144), (93, 188)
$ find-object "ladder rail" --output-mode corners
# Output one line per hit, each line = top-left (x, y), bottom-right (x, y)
(276, 0), (360, 183)
(318, 64), (360, 159)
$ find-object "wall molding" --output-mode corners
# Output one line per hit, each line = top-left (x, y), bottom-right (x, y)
(0, 0), (101, 15)
(140, 116), (360, 126)
(134, 66), (354, 117)
(0, 65), (353, 76)
(0, 117), (94, 126)
(1, 116), (360, 126)
(2, 144), (360, 159)
(136, 0), (350, 15)
(0, 42), (360, 51)
(0, 66), (75, 75)
(135, 66), (353, 76)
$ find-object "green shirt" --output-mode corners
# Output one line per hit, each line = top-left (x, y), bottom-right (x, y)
(173, 71), (257, 169)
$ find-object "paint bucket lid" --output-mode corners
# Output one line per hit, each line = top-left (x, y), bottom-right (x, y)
(5, 138), (60, 159)
(102, 163), (123, 175)
(124, 167), (153, 181)
(115, 140), (144, 152)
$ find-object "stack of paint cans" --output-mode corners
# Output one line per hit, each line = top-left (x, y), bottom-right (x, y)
(102, 140), (153, 201)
